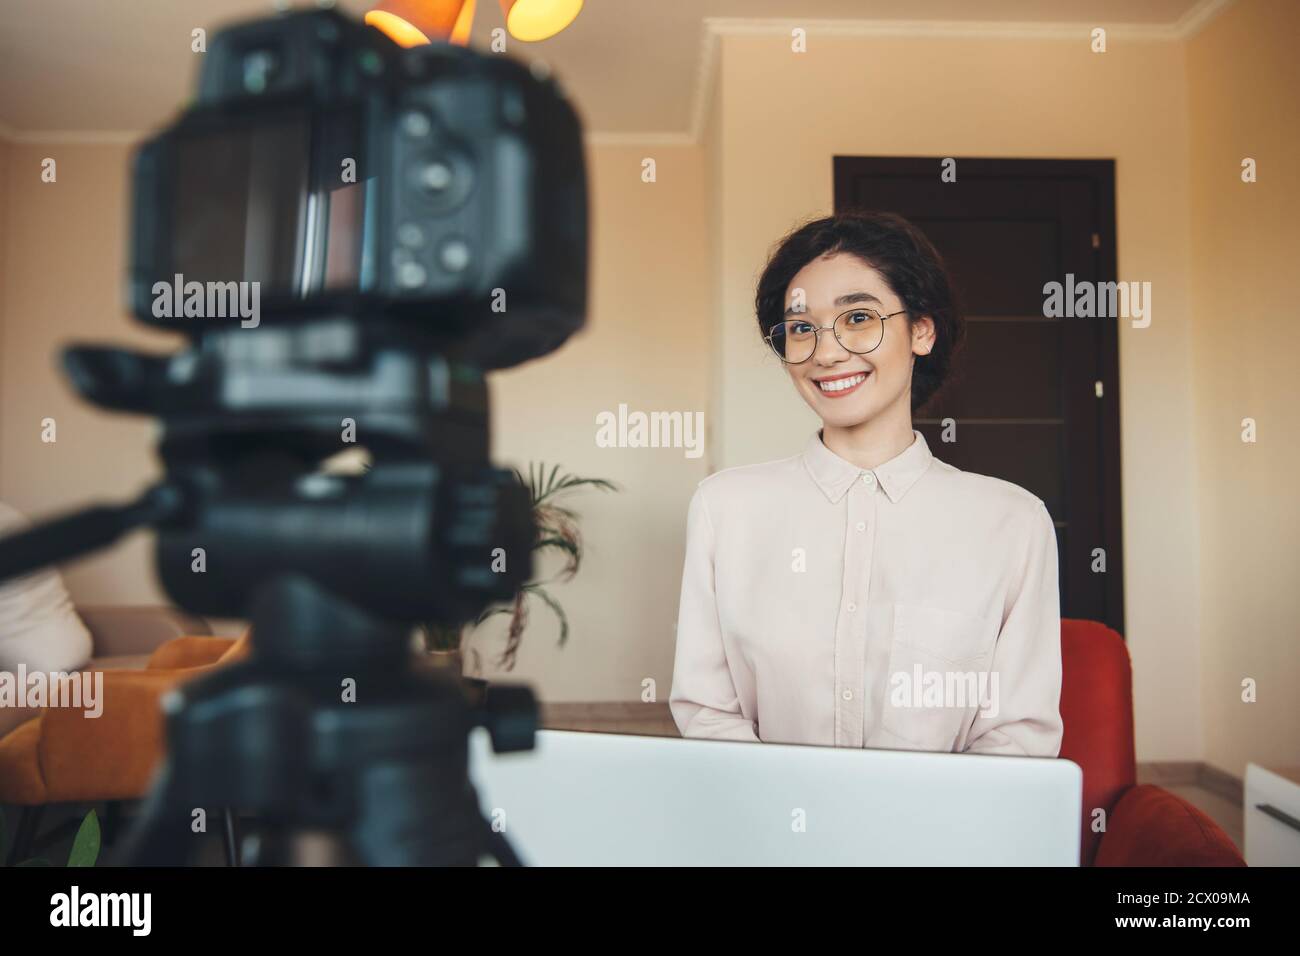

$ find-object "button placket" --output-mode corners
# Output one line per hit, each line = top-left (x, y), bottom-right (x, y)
(833, 490), (853, 745)
(834, 473), (875, 747)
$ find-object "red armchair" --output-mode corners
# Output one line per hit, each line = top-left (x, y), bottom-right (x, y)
(1060, 619), (1244, 866)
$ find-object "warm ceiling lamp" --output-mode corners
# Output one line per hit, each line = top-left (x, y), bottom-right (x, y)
(365, 0), (582, 47)
(365, 0), (477, 47)
(499, 0), (584, 41)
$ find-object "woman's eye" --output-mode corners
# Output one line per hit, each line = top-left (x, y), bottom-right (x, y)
(790, 322), (814, 336)
(845, 311), (870, 326)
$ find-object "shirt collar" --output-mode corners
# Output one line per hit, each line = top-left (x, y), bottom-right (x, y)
(802, 427), (934, 504)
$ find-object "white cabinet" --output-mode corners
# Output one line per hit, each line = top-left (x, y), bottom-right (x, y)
(1244, 764), (1300, 866)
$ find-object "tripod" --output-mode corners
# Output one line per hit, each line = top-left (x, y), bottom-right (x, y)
(0, 328), (541, 866)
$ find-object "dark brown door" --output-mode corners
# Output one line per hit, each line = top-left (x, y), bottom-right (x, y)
(834, 157), (1123, 635)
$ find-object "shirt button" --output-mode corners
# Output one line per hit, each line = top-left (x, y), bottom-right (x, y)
(842, 690), (853, 701)
(862, 473), (876, 486)
(855, 521), (866, 532)
(847, 603), (856, 612)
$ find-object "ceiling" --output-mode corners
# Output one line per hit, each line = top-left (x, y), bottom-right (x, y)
(0, 0), (1215, 140)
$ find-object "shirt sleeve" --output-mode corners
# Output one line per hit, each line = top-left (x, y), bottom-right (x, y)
(964, 499), (1063, 757)
(0, 502), (94, 673)
(669, 485), (760, 742)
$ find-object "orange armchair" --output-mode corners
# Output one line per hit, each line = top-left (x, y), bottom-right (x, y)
(0, 632), (249, 862)
(1059, 619), (1244, 866)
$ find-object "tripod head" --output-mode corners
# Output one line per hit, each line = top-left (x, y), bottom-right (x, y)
(60, 317), (534, 628)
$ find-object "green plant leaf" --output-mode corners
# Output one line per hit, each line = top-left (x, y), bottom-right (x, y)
(460, 463), (618, 663)
(474, 604), (514, 627)
(556, 476), (618, 497)
(535, 470), (617, 505)
(534, 534), (579, 559)
(66, 810), (101, 867)
(528, 585), (570, 645)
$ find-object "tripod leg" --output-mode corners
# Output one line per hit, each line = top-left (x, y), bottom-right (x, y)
(221, 808), (241, 866)
(478, 810), (526, 867)
(111, 768), (197, 866)
(102, 800), (123, 846)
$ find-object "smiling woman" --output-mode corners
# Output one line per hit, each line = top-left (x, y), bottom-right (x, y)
(755, 211), (964, 425)
(668, 211), (1064, 756)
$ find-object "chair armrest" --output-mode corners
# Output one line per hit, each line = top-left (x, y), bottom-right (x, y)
(146, 635), (238, 670)
(36, 664), (219, 803)
(1095, 783), (1245, 866)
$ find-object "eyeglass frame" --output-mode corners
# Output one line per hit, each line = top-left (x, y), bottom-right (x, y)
(764, 306), (910, 364)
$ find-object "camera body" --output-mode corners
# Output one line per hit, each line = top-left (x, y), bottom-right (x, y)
(129, 8), (587, 370)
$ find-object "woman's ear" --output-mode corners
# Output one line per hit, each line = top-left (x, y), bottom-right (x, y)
(912, 315), (936, 356)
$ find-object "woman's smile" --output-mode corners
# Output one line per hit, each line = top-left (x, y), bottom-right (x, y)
(811, 368), (873, 398)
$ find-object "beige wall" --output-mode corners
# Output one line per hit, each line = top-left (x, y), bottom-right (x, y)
(0, 138), (8, 453)
(0, 143), (179, 607)
(707, 30), (1203, 762)
(485, 144), (711, 698)
(1187, 0), (1300, 776)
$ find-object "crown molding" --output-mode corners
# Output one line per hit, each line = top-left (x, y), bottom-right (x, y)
(688, 14), (722, 147)
(582, 131), (695, 148)
(0, 0), (1238, 148)
(705, 16), (1167, 41)
(701, 0), (1234, 42)
(1174, 0), (1237, 38)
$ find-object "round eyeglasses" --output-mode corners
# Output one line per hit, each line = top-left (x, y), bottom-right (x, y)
(765, 307), (908, 364)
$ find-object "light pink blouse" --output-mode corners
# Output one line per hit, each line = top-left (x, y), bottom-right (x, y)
(669, 428), (1063, 756)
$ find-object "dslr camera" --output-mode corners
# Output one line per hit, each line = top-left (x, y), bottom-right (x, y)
(130, 8), (586, 367)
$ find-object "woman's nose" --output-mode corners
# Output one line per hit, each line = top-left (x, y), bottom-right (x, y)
(813, 327), (851, 362)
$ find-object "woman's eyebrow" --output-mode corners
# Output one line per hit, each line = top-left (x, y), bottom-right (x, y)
(783, 290), (883, 317)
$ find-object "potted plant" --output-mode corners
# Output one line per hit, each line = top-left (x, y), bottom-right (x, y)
(420, 462), (617, 682)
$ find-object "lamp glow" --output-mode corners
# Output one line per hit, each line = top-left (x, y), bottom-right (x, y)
(364, 10), (432, 47)
(365, 0), (477, 47)
(499, 0), (583, 42)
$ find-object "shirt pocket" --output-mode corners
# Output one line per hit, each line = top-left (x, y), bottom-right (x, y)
(877, 603), (1000, 752)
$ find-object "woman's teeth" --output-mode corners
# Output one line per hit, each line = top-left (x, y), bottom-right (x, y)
(817, 372), (868, 393)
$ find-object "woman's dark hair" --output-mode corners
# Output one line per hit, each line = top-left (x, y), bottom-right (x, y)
(754, 210), (965, 411)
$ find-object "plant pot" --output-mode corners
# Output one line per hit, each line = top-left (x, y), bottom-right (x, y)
(426, 648), (463, 673)
(423, 648), (489, 707)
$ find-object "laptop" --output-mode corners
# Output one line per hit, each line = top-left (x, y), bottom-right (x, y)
(468, 728), (1082, 865)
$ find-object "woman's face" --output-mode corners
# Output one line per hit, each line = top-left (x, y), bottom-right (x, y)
(779, 252), (934, 430)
